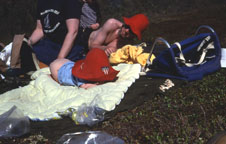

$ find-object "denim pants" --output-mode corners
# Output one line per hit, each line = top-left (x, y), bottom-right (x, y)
(33, 38), (85, 65)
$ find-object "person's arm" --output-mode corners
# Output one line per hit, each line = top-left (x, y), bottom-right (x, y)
(104, 39), (118, 56)
(57, 18), (80, 59)
(28, 20), (44, 46)
(89, 18), (122, 51)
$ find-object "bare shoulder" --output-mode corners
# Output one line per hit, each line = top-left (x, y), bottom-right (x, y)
(105, 18), (122, 24)
(103, 18), (123, 29)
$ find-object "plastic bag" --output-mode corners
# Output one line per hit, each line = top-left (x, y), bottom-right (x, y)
(75, 103), (106, 126)
(56, 131), (125, 144)
(0, 42), (12, 66)
(0, 105), (30, 137)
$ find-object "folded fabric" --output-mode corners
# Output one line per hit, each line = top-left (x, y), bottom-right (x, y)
(109, 44), (155, 67)
(0, 63), (141, 121)
(221, 48), (226, 68)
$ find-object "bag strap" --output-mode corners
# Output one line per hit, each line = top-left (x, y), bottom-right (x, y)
(174, 36), (214, 67)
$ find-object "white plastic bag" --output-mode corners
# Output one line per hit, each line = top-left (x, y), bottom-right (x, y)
(0, 42), (12, 66)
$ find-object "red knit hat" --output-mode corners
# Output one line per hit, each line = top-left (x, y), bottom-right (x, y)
(72, 48), (119, 82)
(123, 14), (149, 40)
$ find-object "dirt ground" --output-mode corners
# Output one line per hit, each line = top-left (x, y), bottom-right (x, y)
(0, 1), (226, 144)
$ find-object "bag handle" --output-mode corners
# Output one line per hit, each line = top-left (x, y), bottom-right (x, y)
(143, 37), (170, 71)
(144, 25), (215, 71)
(195, 25), (215, 35)
(174, 42), (212, 67)
(173, 25), (215, 67)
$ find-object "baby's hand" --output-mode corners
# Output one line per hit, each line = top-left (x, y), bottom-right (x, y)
(80, 83), (97, 89)
(90, 23), (100, 30)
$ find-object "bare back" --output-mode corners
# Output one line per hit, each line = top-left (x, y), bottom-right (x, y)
(88, 18), (123, 53)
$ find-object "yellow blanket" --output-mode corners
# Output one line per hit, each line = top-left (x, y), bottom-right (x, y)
(109, 44), (155, 67)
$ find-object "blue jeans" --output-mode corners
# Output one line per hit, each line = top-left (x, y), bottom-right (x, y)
(33, 38), (85, 65)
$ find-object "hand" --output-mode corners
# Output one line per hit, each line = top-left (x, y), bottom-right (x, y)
(104, 47), (117, 56)
(24, 37), (33, 48)
(80, 83), (97, 89)
(90, 23), (100, 30)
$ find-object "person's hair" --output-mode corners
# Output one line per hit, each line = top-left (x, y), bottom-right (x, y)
(122, 24), (137, 38)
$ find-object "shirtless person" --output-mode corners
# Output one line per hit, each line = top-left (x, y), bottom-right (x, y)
(49, 14), (149, 88)
(88, 13), (149, 56)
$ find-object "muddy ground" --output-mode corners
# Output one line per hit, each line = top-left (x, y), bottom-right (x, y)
(0, 1), (226, 143)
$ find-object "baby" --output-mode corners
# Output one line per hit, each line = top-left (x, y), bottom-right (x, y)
(50, 48), (119, 89)
(80, 0), (101, 31)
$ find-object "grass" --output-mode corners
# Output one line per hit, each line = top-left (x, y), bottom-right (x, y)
(92, 68), (226, 143)
(0, 0), (226, 143)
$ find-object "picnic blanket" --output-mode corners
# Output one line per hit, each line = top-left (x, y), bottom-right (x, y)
(0, 63), (141, 121)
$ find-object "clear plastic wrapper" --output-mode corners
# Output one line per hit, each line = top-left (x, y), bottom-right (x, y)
(56, 131), (125, 144)
(75, 103), (106, 126)
(0, 105), (30, 137)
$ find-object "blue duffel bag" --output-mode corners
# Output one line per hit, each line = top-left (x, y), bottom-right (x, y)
(144, 25), (222, 81)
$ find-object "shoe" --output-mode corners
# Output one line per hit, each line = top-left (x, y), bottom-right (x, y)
(5, 68), (25, 77)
